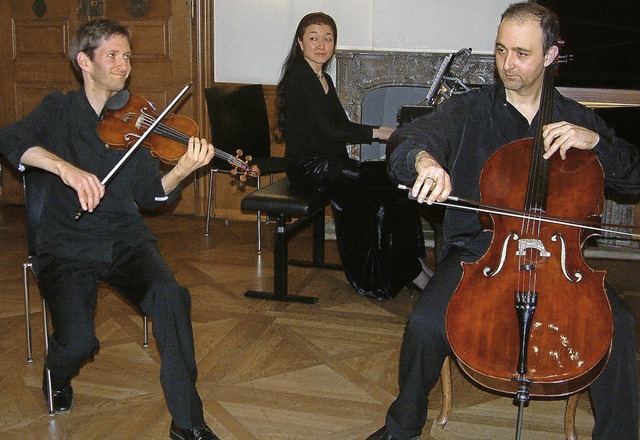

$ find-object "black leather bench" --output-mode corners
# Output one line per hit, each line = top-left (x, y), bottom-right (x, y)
(241, 177), (342, 304)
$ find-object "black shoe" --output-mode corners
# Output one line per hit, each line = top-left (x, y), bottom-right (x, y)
(42, 382), (74, 414)
(366, 426), (420, 440)
(169, 421), (220, 440)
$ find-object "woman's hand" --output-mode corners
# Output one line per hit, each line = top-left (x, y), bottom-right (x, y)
(413, 151), (452, 204)
(373, 125), (396, 141)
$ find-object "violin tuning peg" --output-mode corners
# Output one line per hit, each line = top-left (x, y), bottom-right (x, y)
(230, 169), (237, 176)
(239, 175), (247, 182)
(245, 155), (252, 162)
(236, 149), (244, 156)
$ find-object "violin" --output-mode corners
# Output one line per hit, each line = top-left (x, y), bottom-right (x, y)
(98, 89), (259, 179)
(444, 59), (612, 435)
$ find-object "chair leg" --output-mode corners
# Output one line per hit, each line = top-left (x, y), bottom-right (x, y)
(23, 262), (33, 363)
(564, 392), (580, 440)
(42, 298), (55, 416)
(437, 356), (453, 428)
(205, 168), (215, 236)
(264, 174), (274, 225)
(143, 315), (149, 348)
(256, 176), (262, 253)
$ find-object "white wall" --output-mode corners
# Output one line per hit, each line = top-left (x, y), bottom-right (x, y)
(214, 0), (512, 85)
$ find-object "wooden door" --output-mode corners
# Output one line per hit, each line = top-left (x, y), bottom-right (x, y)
(0, 0), (212, 215)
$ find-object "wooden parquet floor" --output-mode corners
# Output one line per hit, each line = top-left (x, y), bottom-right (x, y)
(0, 204), (638, 439)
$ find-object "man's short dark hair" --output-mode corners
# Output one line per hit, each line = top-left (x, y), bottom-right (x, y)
(69, 18), (130, 75)
(501, 2), (560, 53)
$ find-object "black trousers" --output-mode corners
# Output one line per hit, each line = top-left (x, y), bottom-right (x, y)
(287, 158), (425, 300)
(35, 241), (204, 430)
(384, 246), (639, 440)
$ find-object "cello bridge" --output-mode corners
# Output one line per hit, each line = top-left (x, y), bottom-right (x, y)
(516, 239), (550, 257)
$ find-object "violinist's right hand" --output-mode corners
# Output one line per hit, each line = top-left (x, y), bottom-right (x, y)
(57, 162), (105, 212)
(19, 146), (105, 212)
(413, 150), (452, 204)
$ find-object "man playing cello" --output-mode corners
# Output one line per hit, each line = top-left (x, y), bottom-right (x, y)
(367, 2), (640, 440)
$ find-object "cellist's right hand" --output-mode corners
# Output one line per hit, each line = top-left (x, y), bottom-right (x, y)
(413, 150), (452, 204)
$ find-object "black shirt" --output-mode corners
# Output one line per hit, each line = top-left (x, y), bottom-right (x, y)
(281, 58), (374, 179)
(387, 82), (640, 257)
(0, 89), (181, 262)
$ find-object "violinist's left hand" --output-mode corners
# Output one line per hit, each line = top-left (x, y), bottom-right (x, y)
(175, 137), (215, 175)
(162, 137), (215, 194)
(542, 121), (599, 160)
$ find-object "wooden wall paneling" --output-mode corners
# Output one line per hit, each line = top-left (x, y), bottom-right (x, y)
(0, 0), (13, 203)
(1, 1), (76, 204)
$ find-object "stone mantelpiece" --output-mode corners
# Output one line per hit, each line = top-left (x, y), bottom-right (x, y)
(335, 49), (495, 125)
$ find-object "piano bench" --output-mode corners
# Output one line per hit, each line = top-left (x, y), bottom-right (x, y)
(240, 177), (342, 304)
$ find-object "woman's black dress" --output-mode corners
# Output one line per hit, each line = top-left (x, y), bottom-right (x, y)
(281, 59), (425, 300)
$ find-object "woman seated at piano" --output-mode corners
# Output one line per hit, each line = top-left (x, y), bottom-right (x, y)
(276, 11), (432, 300)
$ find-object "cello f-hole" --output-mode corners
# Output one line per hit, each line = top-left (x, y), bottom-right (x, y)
(483, 232), (519, 277)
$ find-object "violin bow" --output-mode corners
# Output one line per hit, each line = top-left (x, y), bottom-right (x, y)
(75, 83), (193, 220)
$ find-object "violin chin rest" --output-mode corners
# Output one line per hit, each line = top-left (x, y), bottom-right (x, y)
(105, 89), (131, 111)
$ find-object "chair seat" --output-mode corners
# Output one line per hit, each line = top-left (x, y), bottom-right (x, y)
(241, 177), (328, 218)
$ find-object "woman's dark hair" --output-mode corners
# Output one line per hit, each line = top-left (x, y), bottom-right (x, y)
(276, 12), (338, 139)
(69, 18), (131, 75)
(501, 2), (560, 54)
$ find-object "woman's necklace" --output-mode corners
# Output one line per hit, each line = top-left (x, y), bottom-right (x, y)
(315, 71), (324, 80)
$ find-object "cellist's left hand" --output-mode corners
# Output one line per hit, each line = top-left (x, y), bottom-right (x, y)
(542, 121), (599, 160)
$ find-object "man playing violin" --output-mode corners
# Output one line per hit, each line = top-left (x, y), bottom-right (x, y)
(367, 2), (640, 440)
(0, 18), (219, 440)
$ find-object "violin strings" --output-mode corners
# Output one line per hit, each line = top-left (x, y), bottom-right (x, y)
(137, 114), (250, 172)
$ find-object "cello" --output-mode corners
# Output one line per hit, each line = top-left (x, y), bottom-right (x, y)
(445, 52), (613, 434)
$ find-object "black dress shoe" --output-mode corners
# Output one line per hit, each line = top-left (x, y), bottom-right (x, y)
(366, 426), (420, 440)
(42, 383), (74, 413)
(42, 368), (73, 414)
(169, 421), (220, 440)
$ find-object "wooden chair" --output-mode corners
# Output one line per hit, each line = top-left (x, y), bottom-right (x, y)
(436, 356), (583, 439)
